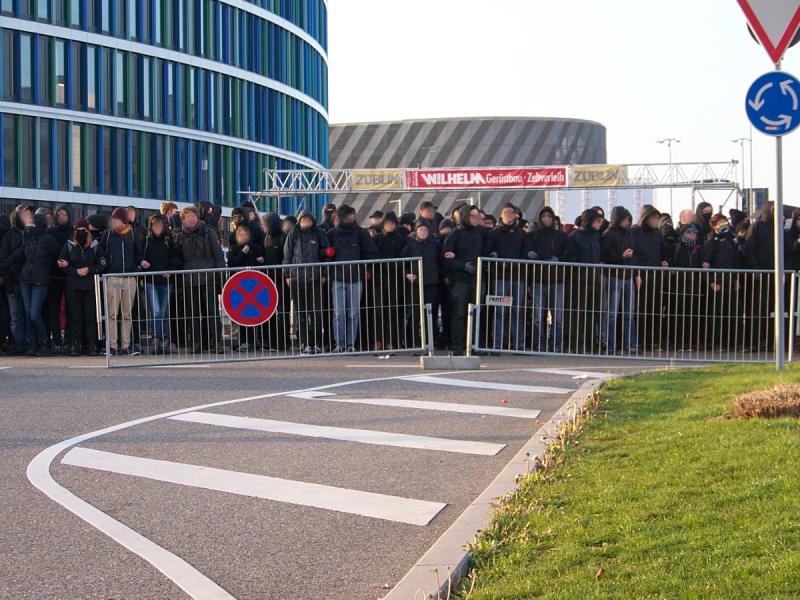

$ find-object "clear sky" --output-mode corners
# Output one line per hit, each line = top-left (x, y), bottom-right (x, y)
(327, 0), (800, 211)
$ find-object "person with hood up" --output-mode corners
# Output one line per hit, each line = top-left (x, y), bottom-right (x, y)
(327, 204), (379, 352)
(484, 206), (528, 351)
(694, 201), (714, 239)
(668, 224), (704, 352)
(141, 214), (182, 354)
(565, 208), (604, 352)
(227, 225), (266, 352)
(742, 202), (781, 351)
(702, 214), (742, 352)
(374, 212), (408, 351)
(228, 207), (249, 247)
(239, 200), (266, 248)
(435, 217), (455, 347)
(442, 204), (484, 355)
(399, 213), (416, 237)
(591, 206), (609, 234)
(659, 213), (678, 259)
(47, 205), (74, 352)
(99, 207), (145, 355)
(0, 205), (33, 355)
(20, 211), (62, 356)
(58, 219), (105, 356)
(173, 206), (226, 353)
(528, 206), (568, 352)
(631, 205), (669, 350)
(320, 203), (337, 233)
(600, 206), (638, 354)
(784, 209), (800, 271)
(283, 210), (330, 354)
(261, 212), (289, 351)
(401, 220), (443, 348)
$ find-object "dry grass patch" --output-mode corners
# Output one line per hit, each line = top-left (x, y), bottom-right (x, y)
(733, 384), (800, 419)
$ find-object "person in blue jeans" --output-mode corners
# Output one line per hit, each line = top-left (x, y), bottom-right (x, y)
(19, 212), (61, 356)
(327, 204), (378, 352)
(600, 206), (638, 353)
(141, 215), (182, 354)
(0, 205), (33, 354)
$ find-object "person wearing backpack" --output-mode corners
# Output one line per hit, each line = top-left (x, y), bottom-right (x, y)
(58, 219), (105, 356)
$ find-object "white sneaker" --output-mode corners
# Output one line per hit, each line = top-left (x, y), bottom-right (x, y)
(346, 346), (356, 353)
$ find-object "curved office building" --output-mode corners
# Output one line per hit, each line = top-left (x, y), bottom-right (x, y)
(0, 0), (328, 217)
(329, 117), (607, 220)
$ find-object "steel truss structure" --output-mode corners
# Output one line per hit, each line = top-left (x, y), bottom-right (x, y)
(239, 161), (741, 200)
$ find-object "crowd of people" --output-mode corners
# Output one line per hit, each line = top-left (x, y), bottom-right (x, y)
(0, 196), (794, 358)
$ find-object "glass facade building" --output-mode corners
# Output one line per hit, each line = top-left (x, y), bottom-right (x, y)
(0, 0), (328, 215)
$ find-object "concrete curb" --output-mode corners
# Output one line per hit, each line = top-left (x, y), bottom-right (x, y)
(382, 378), (609, 600)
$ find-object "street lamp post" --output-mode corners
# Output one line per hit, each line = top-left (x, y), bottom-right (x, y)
(732, 137), (749, 211)
(657, 138), (681, 216)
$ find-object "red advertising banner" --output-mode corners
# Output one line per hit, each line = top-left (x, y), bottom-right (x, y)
(405, 167), (567, 190)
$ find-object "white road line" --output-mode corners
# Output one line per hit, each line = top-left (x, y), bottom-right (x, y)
(170, 411), (506, 456)
(524, 368), (613, 379)
(297, 395), (541, 419)
(287, 391), (335, 399)
(402, 375), (572, 394)
(62, 447), (446, 526)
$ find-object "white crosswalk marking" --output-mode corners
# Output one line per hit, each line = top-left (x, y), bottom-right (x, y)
(524, 368), (613, 379)
(62, 447), (446, 526)
(285, 395), (541, 419)
(170, 411), (506, 456)
(402, 375), (572, 394)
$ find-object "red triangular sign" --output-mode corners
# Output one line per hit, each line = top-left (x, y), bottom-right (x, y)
(738, 0), (800, 64)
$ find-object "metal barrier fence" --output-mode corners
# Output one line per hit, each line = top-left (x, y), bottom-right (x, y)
(98, 257), (427, 367)
(472, 257), (795, 363)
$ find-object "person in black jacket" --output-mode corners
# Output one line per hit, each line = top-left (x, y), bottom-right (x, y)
(565, 208), (604, 352)
(374, 212), (408, 351)
(695, 201), (714, 240)
(442, 204), (484, 355)
(100, 207), (144, 355)
(227, 225), (266, 351)
(785, 209), (800, 271)
(327, 204), (379, 352)
(400, 220), (442, 348)
(20, 213), (62, 356)
(528, 206), (568, 352)
(702, 214), (743, 352)
(599, 206), (637, 353)
(0, 205), (32, 354)
(174, 206), (226, 354)
(631, 205), (668, 350)
(669, 224), (704, 352)
(0, 216), (9, 352)
(319, 203), (337, 233)
(58, 219), (105, 356)
(484, 206), (527, 350)
(141, 214), (182, 354)
(284, 211), (330, 354)
(260, 212), (289, 351)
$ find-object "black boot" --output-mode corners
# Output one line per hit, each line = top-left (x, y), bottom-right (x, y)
(70, 342), (81, 357)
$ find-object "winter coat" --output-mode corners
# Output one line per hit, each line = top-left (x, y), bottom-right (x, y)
(141, 233), (183, 277)
(173, 223), (225, 283)
(671, 241), (704, 270)
(327, 223), (379, 282)
(376, 230), (408, 259)
(20, 214), (62, 285)
(630, 206), (667, 267)
(442, 204), (485, 284)
(703, 232), (741, 270)
(484, 222), (527, 260)
(0, 208), (26, 283)
(743, 203), (777, 269)
(601, 207), (635, 269)
(99, 228), (142, 275)
(227, 242), (265, 268)
(784, 209), (800, 271)
(565, 209), (603, 265)
(695, 202), (713, 240)
(400, 235), (442, 286)
(59, 239), (105, 291)
(283, 212), (329, 282)
(262, 213), (285, 266)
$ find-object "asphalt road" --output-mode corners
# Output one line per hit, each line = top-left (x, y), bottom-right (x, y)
(0, 354), (656, 600)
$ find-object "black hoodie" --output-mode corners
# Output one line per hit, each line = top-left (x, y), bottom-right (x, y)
(0, 206), (28, 283)
(601, 206), (635, 267)
(565, 208), (602, 264)
(743, 202), (777, 269)
(484, 216), (527, 259)
(263, 212), (285, 266)
(528, 207), (567, 262)
(630, 205), (666, 267)
(327, 206), (379, 280)
(283, 211), (329, 282)
(59, 237), (105, 291)
(21, 214), (62, 285)
(401, 230), (442, 286)
(695, 202), (713, 239)
(442, 204), (485, 283)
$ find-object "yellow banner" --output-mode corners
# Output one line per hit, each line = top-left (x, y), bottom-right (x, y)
(571, 165), (627, 188)
(351, 169), (405, 191)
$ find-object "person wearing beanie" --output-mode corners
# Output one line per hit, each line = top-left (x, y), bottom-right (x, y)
(86, 213), (108, 236)
(442, 204), (485, 355)
(283, 210), (330, 354)
(0, 205), (33, 355)
(99, 207), (144, 355)
(58, 218), (105, 356)
(399, 212), (416, 236)
(528, 206), (569, 351)
(327, 204), (378, 352)
(591, 206), (609, 234)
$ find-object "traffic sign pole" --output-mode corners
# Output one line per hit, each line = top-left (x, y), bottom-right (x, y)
(775, 61), (786, 370)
